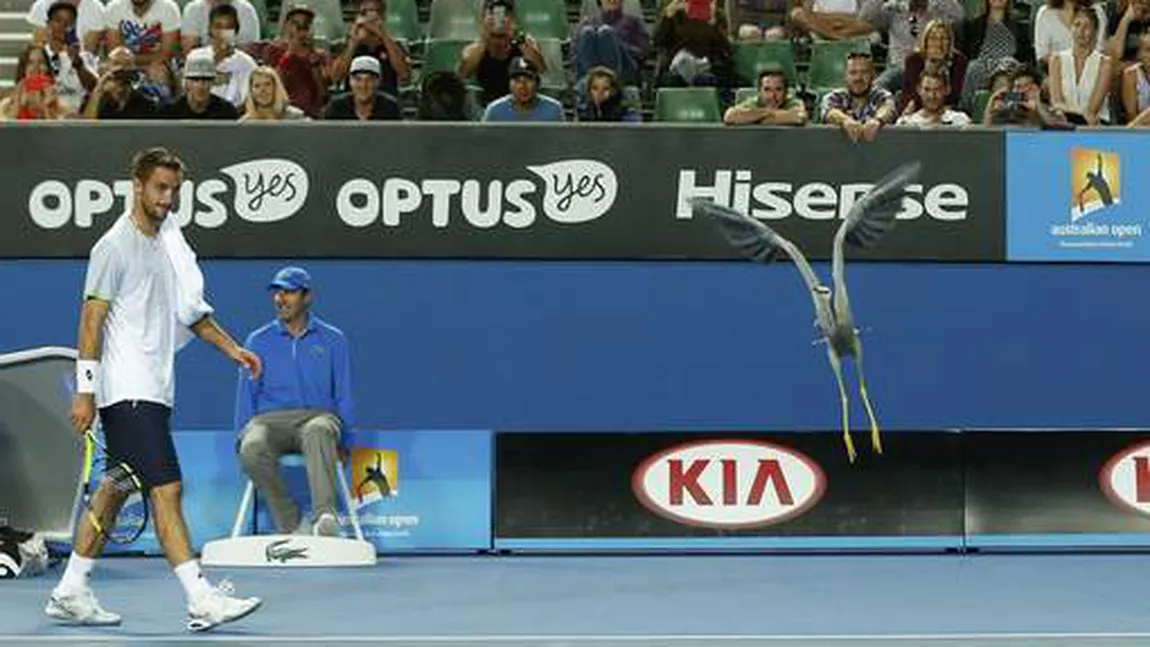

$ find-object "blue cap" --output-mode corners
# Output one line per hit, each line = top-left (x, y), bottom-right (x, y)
(268, 266), (311, 292)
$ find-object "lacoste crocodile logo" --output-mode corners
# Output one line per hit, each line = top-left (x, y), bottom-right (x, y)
(264, 538), (309, 563)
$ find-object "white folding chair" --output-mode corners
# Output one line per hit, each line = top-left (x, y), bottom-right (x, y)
(201, 454), (376, 567)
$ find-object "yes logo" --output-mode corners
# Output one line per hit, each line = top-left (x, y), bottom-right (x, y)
(526, 160), (617, 224)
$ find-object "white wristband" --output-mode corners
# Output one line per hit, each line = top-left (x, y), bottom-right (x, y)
(76, 360), (98, 395)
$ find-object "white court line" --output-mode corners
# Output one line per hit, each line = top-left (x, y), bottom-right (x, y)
(4, 634), (1150, 643)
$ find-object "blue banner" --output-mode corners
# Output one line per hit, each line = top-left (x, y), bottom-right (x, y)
(1007, 132), (1150, 262)
(254, 429), (493, 552)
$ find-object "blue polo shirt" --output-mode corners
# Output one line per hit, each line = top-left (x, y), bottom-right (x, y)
(234, 314), (356, 442)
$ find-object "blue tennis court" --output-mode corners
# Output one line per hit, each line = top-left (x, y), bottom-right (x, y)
(3, 552), (1150, 646)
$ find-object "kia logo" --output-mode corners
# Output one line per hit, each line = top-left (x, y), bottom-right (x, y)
(632, 439), (826, 529)
(1100, 440), (1150, 517)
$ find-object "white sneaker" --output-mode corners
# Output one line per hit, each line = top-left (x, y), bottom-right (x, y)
(312, 512), (342, 537)
(186, 580), (262, 633)
(44, 586), (122, 626)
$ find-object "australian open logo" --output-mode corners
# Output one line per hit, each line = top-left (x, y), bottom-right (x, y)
(1051, 148), (1142, 247)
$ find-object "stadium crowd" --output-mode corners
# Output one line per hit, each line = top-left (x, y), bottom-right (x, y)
(1, 0), (1148, 132)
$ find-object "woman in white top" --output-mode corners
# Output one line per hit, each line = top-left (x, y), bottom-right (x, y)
(1034, 0), (1108, 65)
(1050, 4), (1114, 123)
(1122, 32), (1150, 124)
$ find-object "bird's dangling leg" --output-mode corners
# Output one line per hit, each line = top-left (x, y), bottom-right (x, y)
(826, 348), (855, 463)
(853, 344), (882, 456)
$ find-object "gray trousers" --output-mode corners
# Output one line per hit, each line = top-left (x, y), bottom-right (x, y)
(237, 409), (341, 534)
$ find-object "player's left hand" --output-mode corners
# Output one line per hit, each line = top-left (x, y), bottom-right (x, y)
(232, 347), (263, 380)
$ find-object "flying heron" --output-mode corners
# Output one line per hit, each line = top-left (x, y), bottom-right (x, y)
(690, 161), (922, 462)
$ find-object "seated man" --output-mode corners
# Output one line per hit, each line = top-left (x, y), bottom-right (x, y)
(722, 64), (807, 124)
(234, 266), (356, 537)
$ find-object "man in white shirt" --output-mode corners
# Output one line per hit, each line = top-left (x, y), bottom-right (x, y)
(45, 148), (265, 633)
(188, 2), (257, 105)
(104, 0), (181, 66)
(27, 0), (105, 54)
(180, 0), (260, 55)
(896, 69), (972, 127)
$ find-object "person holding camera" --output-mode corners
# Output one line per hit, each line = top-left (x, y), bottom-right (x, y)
(331, 0), (411, 97)
(982, 65), (1071, 126)
(81, 46), (160, 119)
(256, 3), (331, 118)
(459, 0), (546, 105)
(42, 1), (98, 117)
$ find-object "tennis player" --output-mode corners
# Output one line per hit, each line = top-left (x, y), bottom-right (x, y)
(46, 147), (265, 632)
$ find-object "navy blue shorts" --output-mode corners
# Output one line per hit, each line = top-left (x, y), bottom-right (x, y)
(99, 400), (181, 488)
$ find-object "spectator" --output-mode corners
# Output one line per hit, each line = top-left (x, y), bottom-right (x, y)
(653, 0), (735, 87)
(1121, 32), (1150, 122)
(791, 0), (873, 41)
(181, 0), (260, 53)
(901, 19), (966, 112)
(896, 68), (972, 125)
(41, 1), (98, 117)
(188, 3), (257, 106)
(459, 0), (547, 105)
(481, 56), (565, 121)
(322, 55), (401, 120)
(982, 64), (1071, 126)
(103, 0), (181, 67)
(331, 0), (411, 97)
(160, 48), (240, 118)
(27, 0), (105, 53)
(0, 73), (64, 120)
(1049, 4), (1113, 124)
(81, 47), (160, 118)
(251, 4), (331, 118)
(957, 0), (1033, 111)
(1033, 0), (1108, 67)
(417, 71), (472, 120)
(239, 65), (309, 119)
(722, 64), (807, 124)
(821, 51), (897, 140)
(576, 66), (642, 120)
(858, 0), (964, 92)
(573, 0), (651, 85)
(1, 45), (51, 117)
(1108, 0), (1150, 68)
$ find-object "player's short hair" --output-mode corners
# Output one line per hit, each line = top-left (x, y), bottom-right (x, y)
(130, 148), (186, 183)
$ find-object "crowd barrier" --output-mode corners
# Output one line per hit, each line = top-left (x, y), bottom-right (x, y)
(2, 125), (1149, 555)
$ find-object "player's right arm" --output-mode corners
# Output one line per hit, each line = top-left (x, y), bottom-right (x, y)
(71, 298), (110, 434)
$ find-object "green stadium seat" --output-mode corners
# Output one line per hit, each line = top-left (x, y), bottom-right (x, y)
(516, 0), (570, 40)
(654, 87), (722, 123)
(733, 40), (797, 88)
(806, 37), (871, 92)
(428, 0), (480, 40)
(535, 37), (569, 92)
(971, 89), (991, 123)
(421, 38), (473, 80)
(387, 0), (423, 44)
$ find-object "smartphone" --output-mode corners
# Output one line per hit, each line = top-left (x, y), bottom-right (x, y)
(685, 0), (712, 21)
(66, 26), (78, 46)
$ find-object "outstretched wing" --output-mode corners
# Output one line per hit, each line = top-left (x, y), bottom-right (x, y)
(691, 197), (825, 298)
(831, 161), (922, 328)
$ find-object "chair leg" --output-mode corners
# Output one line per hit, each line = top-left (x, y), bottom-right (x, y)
(230, 480), (255, 538)
(336, 460), (366, 542)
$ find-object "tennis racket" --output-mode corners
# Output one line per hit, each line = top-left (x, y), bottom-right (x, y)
(79, 427), (149, 545)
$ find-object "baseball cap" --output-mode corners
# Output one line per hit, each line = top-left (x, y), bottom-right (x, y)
(183, 50), (217, 80)
(282, 2), (316, 19)
(508, 57), (538, 79)
(350, 55), (382, 77)
(268, 266), (312, 291)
